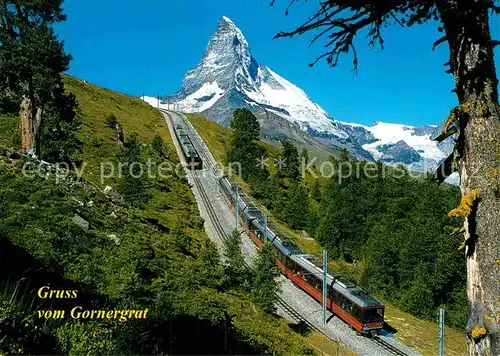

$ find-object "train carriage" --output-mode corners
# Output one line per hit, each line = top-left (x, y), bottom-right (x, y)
(173, 123), (203, 170)
(218, 174), (385, 336)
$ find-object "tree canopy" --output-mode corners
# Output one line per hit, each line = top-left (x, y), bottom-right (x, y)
(272, 1), (499, 353)
(0, 0), (77, 158)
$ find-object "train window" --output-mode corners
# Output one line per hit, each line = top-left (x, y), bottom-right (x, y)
(329, 290), (338, 303)
(339, 296), (348, 310)
(352, 305), (362, 320)
(362, 308), (384, 323)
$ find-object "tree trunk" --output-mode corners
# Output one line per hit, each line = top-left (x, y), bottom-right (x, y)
(19, 94), (42, 155)
(437, 1), (500, 354)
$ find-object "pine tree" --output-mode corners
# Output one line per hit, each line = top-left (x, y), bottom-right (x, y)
(0, 0), (74, 156)
(279, 140), (300, 181)
(252, 242), (280, 314)
(226, 108), (266, 180)
(117, 133), (150, 206)
(283, 183), (309, 230)
(197, 240), (224, 289)
(151, 135), (166, 157)
(273, 2), (500, 352)
(310, 179), (322, 201)
(230, 108), (260, 140)
(223, 230), (248, 289)
(40, 89), (81, 162)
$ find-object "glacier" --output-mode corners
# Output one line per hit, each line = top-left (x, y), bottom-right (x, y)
(144, 15), (455, 175)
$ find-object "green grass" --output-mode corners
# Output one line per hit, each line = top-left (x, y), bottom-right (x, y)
(0, 77), (326, 355)
(62, 76), (203, 232)
(0, 113), (19, 149)
(187, 112), (468, 356)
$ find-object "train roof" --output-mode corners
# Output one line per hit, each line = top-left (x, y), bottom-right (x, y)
(220, 173), (383, 310)
(182, 142), (198, 157)
(289, 253), (384, 308)
(264, 224), (302, 256)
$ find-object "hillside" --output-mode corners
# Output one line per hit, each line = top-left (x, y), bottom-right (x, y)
(150, 16), (455, 172)
(186, 112), (468, 356)
(0, 77), (332, 355)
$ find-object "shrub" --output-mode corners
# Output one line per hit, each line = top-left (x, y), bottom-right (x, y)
(104, 114), (118, 128)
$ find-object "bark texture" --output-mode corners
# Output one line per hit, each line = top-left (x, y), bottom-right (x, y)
(437, 1), (500, 354)
(19, 94), (42, 155)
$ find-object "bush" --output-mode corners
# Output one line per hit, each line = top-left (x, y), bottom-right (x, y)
(104, 114), (118, 128)
(151, 135), (166, 157)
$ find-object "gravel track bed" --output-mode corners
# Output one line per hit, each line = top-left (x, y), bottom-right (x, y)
(161, 110), (419, 356)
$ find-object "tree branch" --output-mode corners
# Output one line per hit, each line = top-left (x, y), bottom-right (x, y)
(272, 0), (407, 71)
(433, 35), (448, 51)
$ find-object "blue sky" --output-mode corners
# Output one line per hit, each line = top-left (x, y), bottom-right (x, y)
(56, 0), (499, 126)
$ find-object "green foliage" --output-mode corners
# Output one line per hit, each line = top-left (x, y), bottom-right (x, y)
(224, 230), (249, 289)
(275, 182), (309, 230)
(278, 140), (300, 181)
(0, 0), (77, 157)
(171, 227), (193, 254)
(196, 240), (225, 289)
(0, 3), (70, 105)
(226, 109), (267, 181)
(40, 90), (81, 162)
(151, 134), (166, 157)
(230, 108), (260, 140)
(116, 132), (150, 206)
(104, 114), (119, 128)
(55, 322), (121, 355)
(0, 296), (56, 354)
(252, 242), (280, 314)
(310, 179), (322, 201)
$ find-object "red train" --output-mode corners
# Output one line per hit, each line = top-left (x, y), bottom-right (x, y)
(219, 176), (385, 336)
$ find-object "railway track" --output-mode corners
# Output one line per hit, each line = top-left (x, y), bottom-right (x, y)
(167, 112), (328, 336)
(274, 297), (326, 334)
(164, 110), (411, 356)
(372, 337), (409, 356)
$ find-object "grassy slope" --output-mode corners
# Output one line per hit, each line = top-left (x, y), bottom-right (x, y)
(0, 77), (320, 355)
(63, 76), (201, 231)
(186, 114), (354, 355)
(187, 112), (468, 356)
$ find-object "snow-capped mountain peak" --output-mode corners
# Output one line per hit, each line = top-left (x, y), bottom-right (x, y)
(143, 16), (455, 174)
(154, 16), (349, 139)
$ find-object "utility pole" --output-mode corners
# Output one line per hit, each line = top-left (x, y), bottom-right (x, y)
(263, 213), (268, 243)
(322, 249), (328, 324)
(235, 186), (239, 229)
(157, 94), (160, 109)
(438, 307), (445, 356)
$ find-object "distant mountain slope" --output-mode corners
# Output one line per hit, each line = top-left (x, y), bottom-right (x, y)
(336, 121), (454, 172)
(143, 16), (454, 172)
(161, 16), (346, 137)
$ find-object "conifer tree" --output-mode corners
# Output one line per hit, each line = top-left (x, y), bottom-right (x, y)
(223, 230), (248, 289)
(197, 240), (224, 289)
(0, 0), (74, 156)
(226, 108), (266, 180)
(252, 242), (280, 314)
(273, 4), (500, 350)
(117, 133), (150, 206)
(279, 140), (300, 181)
